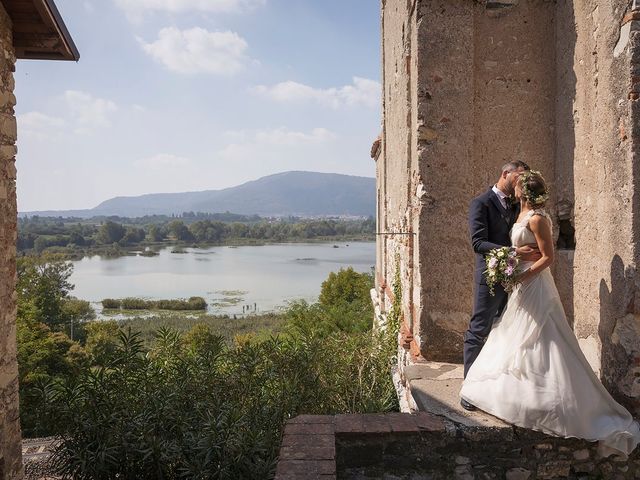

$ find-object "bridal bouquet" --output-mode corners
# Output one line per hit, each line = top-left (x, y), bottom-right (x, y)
(484, 247), (520, 295)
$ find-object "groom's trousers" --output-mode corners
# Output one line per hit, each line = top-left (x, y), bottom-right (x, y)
(463, 282), (508, 378)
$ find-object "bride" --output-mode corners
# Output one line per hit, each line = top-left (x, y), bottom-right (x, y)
(460, 170), (640, 457)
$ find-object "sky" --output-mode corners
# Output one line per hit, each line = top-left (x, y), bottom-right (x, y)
(14, 0), (381, 212)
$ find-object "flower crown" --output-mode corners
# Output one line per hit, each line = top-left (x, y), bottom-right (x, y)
(520, 170), (549, 206)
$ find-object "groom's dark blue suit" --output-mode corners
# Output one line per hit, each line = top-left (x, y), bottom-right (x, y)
(464, 187), (519, 377)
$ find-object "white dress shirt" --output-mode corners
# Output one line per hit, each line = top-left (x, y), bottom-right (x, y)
(492, 185), (509, 210)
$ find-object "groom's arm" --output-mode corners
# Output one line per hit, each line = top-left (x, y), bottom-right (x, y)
(469, 198), (505, 254)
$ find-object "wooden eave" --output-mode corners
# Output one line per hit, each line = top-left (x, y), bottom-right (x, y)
(3, 0), (79, 61)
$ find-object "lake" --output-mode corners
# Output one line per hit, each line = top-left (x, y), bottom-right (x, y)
(70, 242), (376, 317)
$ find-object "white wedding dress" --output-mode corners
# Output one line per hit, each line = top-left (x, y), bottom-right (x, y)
(460, 209), (640, 456)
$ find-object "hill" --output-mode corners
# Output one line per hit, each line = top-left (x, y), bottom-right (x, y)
(21, 171), (376, 218)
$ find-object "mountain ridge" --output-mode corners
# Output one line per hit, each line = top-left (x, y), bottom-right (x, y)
(21, 171), (376, 219)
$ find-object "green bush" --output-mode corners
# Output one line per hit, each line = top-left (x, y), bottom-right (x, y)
(22, 267), (398, 479)
(120, 297), (149, 310)
(154, 297), (208, 311)
(45, 323), (396, 480)
(101, 298), (121, 309)
(103, 297), (208, 311)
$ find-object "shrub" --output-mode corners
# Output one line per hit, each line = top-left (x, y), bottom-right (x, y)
(101, 298), (121, 309)
(120, 297), (150, 310)
(24, 267), (398, 479)
(47, 325), (397, 480)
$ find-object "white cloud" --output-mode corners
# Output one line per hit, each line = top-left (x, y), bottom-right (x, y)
(134, 153), (191, 169)
(252, 77), (381, 109)
(220, 127), (336, 160)
(18, 112), (66, 141)
(139, 27), (250, 75)
(115, 0), (265, 19)
(63, 90), (117, 134)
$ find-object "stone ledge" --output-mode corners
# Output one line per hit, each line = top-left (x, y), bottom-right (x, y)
(275, 361), (640, 478)
(275, 411), (447, 480)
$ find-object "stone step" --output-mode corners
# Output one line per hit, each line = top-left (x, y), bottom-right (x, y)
(404, 361), (511, 431)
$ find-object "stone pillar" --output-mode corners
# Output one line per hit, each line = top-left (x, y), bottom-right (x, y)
(378, 0), (419, 355)
(568, 0), (640, 415)
(399, 0), (556, 362)
(0, 3), (22, 479)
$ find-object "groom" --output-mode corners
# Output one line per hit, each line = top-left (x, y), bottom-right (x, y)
(462, 160), (539, 411)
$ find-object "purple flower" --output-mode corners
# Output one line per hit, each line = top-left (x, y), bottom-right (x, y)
(488, 258), (498, 269)
(505, 265), (514, 276)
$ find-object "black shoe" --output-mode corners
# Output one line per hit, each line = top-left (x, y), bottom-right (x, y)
(460, 398), (477, 411)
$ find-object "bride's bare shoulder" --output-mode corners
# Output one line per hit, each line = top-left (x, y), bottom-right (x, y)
(528, 212), (552, 231)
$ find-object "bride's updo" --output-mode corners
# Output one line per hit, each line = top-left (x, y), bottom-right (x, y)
(520, 170), (549, 208)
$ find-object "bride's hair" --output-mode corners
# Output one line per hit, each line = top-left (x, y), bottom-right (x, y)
(520, 171), (549, 208)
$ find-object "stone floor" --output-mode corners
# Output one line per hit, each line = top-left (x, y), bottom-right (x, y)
(403, 361), (509, 429)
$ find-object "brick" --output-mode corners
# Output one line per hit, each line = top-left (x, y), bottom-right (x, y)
(413, 412), (446, 432)
(275, 460), (335, 476)
(360, 413), (392, 433)
(335, 414), (364, 434)
(385, 413), (421, 433)
(282, 434), (334, 448)
(288, 415), (335, 425)
(279, 445), (335, 461)
(275, 474), (335, 480)
(284, 423), (334, 436)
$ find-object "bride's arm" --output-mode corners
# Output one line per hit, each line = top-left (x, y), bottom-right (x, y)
(517, 215), (554, 283)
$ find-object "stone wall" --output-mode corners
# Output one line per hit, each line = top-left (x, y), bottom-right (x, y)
(376, 0), (420, 352)
(0, 3), (22, 480)
(378, 0), (640, 413)
(567, 0), (640, 416)
(275, 413), (640, 479)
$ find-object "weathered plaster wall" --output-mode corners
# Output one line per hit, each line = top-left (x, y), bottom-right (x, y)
(378, 0), (419, 346)
(0, 4), (22, 479)
(411, 0), (556, 361)
(379, 0), (640, 412)
(569, 0), (640, 415)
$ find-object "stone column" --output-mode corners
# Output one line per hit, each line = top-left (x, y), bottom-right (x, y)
(412, 0), (556, 362)
(0, 3), (22, 479)
(569, 0), (640, 415)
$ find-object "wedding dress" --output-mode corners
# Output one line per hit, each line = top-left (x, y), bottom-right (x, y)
(460, 209), (640, 456)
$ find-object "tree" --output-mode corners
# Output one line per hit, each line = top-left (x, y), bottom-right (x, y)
(147, 224), (165, 242)
(60, 298), (96, 342)
(16, 255), (74, 329)
(319, 267), (373, 306)
(121, 227), (146, 245)
(317, 267), (374, 333)
(167, 220), (194, 242)
(96, 221), (126, 244)
(16, 305), (90, 436)
(84, 321), (121, 366)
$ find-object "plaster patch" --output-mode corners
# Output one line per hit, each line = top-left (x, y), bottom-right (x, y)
(578, 335), (601, 378)
(614, 22), (631, 58)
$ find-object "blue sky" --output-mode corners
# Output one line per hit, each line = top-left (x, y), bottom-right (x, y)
(15, 0), (380, 211)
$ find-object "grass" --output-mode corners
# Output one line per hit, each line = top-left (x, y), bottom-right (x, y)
(102, 297), (208, 311)
(118, 312), (288, 346)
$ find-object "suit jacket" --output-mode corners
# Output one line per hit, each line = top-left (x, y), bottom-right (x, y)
(469, 188), (520, 285)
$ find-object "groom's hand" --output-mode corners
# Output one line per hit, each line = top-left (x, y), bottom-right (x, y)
(516, 244), (542, 261)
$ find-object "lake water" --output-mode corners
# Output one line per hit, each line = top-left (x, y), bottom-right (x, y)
(70, 242), (375, 317)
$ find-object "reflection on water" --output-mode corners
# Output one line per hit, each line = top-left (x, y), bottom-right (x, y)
(70, 242), (375, 317)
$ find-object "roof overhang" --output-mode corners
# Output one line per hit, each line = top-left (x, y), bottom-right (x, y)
(3, 0), (79, 61)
